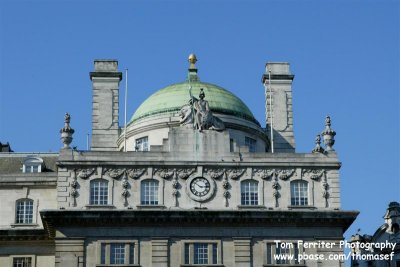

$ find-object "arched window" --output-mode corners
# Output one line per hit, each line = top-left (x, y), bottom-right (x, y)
(290, 180), (308, 206)
(23, 156), (43, 173)
(241, 180), (258, 205)
(90, 179), (109, 205)
(141, 179), (159, 205)
(16, 198), (34, 224)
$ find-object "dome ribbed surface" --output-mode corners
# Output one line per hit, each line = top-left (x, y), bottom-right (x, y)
(129, 81), (259, 125)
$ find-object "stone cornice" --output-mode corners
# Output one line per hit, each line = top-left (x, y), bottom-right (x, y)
(41, 209), (358, 238)
(0, 229), (51, 241)
(89, 72), (122, 80)
(0, 173), (57, 187)
(261, 73), (295, 83)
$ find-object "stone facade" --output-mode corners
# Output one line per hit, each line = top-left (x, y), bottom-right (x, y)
(0, 57), (358, 267)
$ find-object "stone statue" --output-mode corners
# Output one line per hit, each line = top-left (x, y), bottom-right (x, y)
(180, 88), (225, 132)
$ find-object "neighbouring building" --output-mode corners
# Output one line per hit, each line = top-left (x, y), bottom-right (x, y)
(0, 55), (358, 267)
(350, 202), (400, 267)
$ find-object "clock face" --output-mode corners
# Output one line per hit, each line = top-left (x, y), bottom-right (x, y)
(190, 177), (211, 197)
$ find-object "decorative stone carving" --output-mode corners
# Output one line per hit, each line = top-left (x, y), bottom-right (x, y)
(253, 168), (275, 180)
(153, 168), (174, 179)
(121, 176), (130, 207)
(321, 115), (336, 151)
(226, 168), (246, 180)
(312, 134), (325, 153)
(302, 168), (325, 181)
(103, 168), (125, 179)
(272, 178), (280, 208)
(180, 89), (225, 132)
(276, 169), (296, 180)
(60, 112), (75, 149)
(70, 176), (79, 207)
(172, 177), (180, 207)
(126, 168), (146, 179)
(76, 168), (96, 179)
(176, 168), (196, 179)
(204, 168), (225, 180)
(223, 190), (230, 207)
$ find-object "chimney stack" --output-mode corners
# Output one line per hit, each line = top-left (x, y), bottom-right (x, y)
(89, 60), (122, 151)
(262, 62), (295, 152)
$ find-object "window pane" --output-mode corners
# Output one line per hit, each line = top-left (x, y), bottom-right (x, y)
(135, 136), (149, 151)
(184, 243), (190, 264)
(141, 180), (159, 205)
(241, 180), (258, 205)
(212, 243), (218, 264)
(90, 180), (108, 205)
(129, 243), (134, 264)
(245, 136), (256, 152)
(100, 243), (106, 264)
(276, 246), (290, 264)
(194, 243), (208, 264)
(110, 243), (125, 264)
(16, 199), (33, 224)
(13, 257), (32, 267)
(291, 181), (308, 206)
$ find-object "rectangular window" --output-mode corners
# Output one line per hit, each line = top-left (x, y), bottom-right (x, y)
(184, 242), (218, 265)
(99, 242), (136, 265)
(266, 242), (301, 265)
(241, 180), (259, 206)
(13, 257), (32, 267)
(16, 199), (33, 224)
(290, 181), (309, 206)
(141, 180), (159, 205)
(90, 180), (108, 205)
(245, 136), (256, 152)
(230, 138), (234, 152)
(135, 136), (149, 151)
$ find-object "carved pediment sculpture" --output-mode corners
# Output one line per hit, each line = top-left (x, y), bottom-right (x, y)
(253, 168), (275, 180)
(179, 89), (225, 132)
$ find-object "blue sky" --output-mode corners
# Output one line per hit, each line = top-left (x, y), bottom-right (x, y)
(0, 0), (399, 264)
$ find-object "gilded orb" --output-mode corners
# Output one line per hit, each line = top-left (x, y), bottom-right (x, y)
(188, 53), (197, 66)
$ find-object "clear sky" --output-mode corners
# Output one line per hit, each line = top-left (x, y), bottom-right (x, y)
(0, 0), (399, 264)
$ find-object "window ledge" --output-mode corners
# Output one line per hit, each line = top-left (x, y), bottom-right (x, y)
(263, 265), (306, 267)
(85, 205), (116, 209)
(10, 223), (39, 228)
(136, 205), (166, 209)
(237, 205), (266, 209)
(96, 265), (140, 267)
(181, 265), (224, 267)
(288, 205), (316, 210)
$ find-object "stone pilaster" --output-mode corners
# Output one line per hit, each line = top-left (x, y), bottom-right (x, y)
(234, 238), (252, 267)
(262, 62), (295, 153)
(151, 238), (168, 267)
(90, 60), (122, 151)
(55, 238), (84, 267)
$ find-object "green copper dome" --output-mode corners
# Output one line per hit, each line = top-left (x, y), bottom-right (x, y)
(129, 80), (259, 126)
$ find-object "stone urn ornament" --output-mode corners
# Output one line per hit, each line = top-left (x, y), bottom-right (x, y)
(60, 112), (75, 149)
(321, 116), (336, 151)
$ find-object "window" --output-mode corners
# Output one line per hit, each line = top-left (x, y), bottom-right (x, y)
(184, 242), (218, 265)
(23, 157), (43, 173)
(90, 179), (108, 205)
(245, 136), (256, 152)
(141, 179), (159, 205)
(13, 257), (32, 267)
(135, 136), (149, 151)
(266, 242), (301, 265)
(290, 180), (308, 206)
(16, 199), (34, 224)
(99, 242), (136, 265)
(241, 180), (258, 205)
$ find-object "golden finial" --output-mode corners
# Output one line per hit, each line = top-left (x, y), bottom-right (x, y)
(188, 53), (197, 69)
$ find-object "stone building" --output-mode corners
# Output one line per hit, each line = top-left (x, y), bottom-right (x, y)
(350, 202), (400, 267)
(0, 55), (358, 267)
